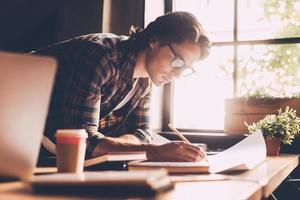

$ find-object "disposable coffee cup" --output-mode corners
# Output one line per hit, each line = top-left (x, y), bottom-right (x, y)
(55, 129), (87, 173)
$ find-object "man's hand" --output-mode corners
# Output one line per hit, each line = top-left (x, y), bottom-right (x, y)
(146, 141), (206, 162)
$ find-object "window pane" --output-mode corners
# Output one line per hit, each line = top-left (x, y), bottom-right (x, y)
(237, 44), (300, 97)
(174, 0), (234, 42)
(173, 47), (234, 130)
(238, 0), (300, 40)
(144, 0), (164, 26)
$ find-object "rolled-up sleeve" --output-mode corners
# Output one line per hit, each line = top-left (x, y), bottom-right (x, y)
(127, 89), (153, 143)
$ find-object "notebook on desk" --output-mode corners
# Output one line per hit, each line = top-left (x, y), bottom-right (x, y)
(128, 131), (267, 174)
(84, 151), (147, 167)
(29, 170), (172, 194)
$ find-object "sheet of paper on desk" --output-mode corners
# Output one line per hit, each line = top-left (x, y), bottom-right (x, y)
(128, 130), (266, 174)
(208, 130), (266, 173)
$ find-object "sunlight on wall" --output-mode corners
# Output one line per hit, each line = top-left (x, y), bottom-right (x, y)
(145, 0), (164, 130)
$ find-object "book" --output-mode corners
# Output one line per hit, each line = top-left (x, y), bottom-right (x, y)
(29, 170), (173, 194)
(84, 151), (147, 167)
(128, 131), (266, 174)
(128, 160), (210, 173)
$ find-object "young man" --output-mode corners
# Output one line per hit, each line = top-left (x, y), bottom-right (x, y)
(34, 11), (211, 162)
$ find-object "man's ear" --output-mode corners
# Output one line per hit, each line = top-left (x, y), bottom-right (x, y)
(149, 36), (159, 48)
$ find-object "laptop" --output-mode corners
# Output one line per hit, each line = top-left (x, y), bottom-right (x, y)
(0, 51), (57, 181)
(0, 51), (172, 195)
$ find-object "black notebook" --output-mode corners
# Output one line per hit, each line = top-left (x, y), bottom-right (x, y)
(29, 170), (173, 195)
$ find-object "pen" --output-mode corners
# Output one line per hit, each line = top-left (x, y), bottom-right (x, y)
(168, 123), (209, 162)
(168, 123), (190, 143)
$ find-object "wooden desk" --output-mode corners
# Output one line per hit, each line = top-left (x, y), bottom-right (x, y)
(0, 179), (261, 200)
(235, 154), (299, 199)
(0, 155), (298, 200)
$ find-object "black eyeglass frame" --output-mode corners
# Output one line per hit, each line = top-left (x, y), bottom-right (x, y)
(167, 44), (195, 77)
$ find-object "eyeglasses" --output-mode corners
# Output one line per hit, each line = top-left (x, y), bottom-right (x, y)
(168, 44), (195, 77)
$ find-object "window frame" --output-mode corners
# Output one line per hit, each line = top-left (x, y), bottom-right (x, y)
(161, 0), (300, 133)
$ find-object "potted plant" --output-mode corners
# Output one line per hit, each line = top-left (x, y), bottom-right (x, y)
(246, 107), (300, 156)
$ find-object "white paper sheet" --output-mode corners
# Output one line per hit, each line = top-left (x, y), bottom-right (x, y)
(208, 130), (266, 173)
(129, 131), (266, 174)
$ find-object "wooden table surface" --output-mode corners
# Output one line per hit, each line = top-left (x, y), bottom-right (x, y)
(0, 154), (298, 200)
(235, 154), (299, 199)
(0, 179), (262, 200)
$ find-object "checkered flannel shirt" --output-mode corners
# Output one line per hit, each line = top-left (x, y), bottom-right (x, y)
(32, 33), (153, 158)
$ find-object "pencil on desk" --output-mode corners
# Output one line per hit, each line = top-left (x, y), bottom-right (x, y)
(168, 123), (209, 162)
(168, 123), (190, 143)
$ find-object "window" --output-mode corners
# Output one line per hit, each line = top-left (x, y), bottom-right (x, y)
(173, 0), (234, 42)
(167, 0), (300, 132)
(237, 44), (300, 97)
(238, 0), (300, 40)
(173, 46), (233, 130)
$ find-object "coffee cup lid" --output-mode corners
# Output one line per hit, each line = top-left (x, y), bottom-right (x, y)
(55, 129), (88, 138)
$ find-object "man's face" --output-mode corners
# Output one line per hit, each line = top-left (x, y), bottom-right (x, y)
(145, 40), (202, 86)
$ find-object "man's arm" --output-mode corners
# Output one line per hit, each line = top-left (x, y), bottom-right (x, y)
(91, 136), (206, 162)
(91, 89), (206, 161)
(91, 87), (151, 157)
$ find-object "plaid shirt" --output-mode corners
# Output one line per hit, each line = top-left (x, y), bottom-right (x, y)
(32, 33), (153, 157)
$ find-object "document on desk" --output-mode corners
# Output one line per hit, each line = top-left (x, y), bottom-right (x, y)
(208, 130), (266, 173)
(128, 130), (266, 174)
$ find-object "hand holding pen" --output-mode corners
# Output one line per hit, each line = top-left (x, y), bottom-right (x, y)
(168, 123), (209, 162)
